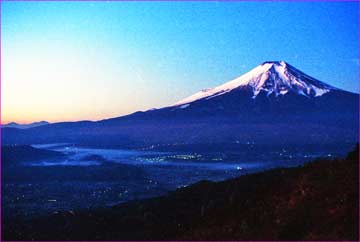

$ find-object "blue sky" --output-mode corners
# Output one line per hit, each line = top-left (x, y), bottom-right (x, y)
(1, 1), (359, 123)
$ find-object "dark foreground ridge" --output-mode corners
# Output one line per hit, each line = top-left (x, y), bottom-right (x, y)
(1, 145), (64, 166)
(4, 145), (359, 241)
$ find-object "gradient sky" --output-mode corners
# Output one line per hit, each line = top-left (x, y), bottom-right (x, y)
(1, 1), (359, 124)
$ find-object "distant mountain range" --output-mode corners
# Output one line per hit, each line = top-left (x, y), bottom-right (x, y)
(2, 61), (358, 148)
(2, 121), (49, 129)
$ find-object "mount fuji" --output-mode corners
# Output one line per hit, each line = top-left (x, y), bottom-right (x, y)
(2, 61), (358, 148)
(117, 61), (357, 123)
(174, 61), (335, 106)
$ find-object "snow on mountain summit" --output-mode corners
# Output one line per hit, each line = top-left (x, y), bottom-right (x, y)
(174, 61), (336, 106)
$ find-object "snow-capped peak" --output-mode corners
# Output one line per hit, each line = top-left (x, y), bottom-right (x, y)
(174, 61), (336, 106)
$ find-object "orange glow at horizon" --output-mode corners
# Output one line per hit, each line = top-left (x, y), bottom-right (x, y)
(1, 111), (131, 125)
